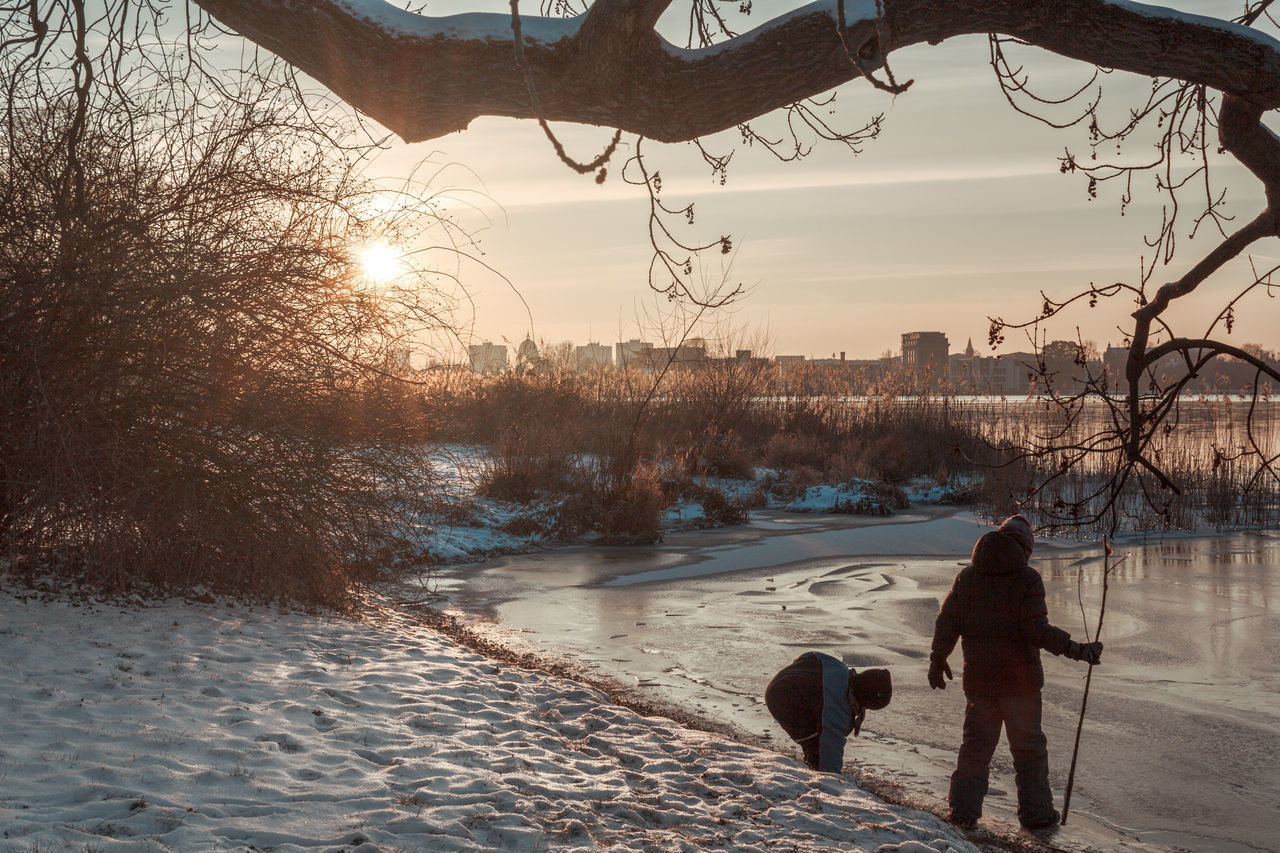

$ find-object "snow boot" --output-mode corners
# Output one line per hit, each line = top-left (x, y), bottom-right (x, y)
(1020, 808), (1060, 831)
(947, 775), (986, 829)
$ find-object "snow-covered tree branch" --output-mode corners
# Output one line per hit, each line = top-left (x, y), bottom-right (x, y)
(190, 0), (1280, 143)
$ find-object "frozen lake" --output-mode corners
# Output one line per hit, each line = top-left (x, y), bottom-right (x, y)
(435, 509), (1280, 853)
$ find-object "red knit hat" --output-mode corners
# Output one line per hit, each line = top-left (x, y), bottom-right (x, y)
(998, 514), (1034, 556)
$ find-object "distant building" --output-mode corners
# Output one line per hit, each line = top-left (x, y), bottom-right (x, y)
(947, 338), (1022, 395)
(615, 338), (654, 368)
(575, 341), (613, 372)
(648, 339), (707, 369)
(516, 336), (539, 371)
(901, 331), (949, 388)
(1103, 345), (1129, 395)
(950, 351), (1030, 395)
(467, 341), (509, 375)
(727, 349), (772, 371)
(614, 337), (709, 370)
(845, 357), (897, 392)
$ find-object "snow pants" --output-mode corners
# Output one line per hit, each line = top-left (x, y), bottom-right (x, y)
(949, 692), (1056, 828)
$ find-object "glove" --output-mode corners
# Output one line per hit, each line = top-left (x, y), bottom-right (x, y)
(928, 658), (953, 690)
(1065, 640), (1103, 665)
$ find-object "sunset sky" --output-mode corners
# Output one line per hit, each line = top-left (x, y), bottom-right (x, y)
(369, 0), (1280, 362)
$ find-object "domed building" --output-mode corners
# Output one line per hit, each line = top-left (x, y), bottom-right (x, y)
(516, 335), (539, 372)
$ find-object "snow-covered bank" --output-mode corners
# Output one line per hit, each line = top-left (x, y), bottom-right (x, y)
(1, 585), (980, 852)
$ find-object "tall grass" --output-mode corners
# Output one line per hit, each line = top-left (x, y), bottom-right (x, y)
(423, 364), (1280, 540)
(422, 360), (1011, 542)
(966, 395), (1280, 534)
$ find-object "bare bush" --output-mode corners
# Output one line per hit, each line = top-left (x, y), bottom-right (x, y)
(0, 22), (469, 605)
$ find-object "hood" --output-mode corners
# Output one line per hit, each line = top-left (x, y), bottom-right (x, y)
(970, 530), (1029, 575)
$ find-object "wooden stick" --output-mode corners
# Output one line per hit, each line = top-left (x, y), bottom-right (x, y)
(1061, 539), (1123, 824)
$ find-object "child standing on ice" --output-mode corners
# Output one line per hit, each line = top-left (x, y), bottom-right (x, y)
(764, 652), (892, 771)
(928, 514), (1103, 831)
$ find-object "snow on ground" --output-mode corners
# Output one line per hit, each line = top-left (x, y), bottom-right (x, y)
(1, 584), (978, 853)
(780, 481), (899, 514)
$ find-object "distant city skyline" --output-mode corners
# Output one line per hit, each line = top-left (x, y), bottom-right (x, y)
(451, 326), (1106, 366)
(458, 326), (1276, 397)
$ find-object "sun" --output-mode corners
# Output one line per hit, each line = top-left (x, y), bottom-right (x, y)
(358, 243), (404, 284)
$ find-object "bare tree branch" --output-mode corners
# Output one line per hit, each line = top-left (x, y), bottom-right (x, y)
(189, 0), (1280, 143)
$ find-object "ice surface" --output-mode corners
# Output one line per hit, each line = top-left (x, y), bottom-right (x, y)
(440, 510), (1280, 853)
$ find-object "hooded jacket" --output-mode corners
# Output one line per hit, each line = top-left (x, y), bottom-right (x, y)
(930, 530), (1072, 696)
(765, 652), (864, 771)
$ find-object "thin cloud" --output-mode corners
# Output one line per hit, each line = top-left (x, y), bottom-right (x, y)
(493, 160), (1061, 209)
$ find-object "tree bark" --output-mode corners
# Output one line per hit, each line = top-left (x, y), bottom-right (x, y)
(192, 0), (1280, 143)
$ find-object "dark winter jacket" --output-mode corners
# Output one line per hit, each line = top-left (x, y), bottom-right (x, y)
(930, 530), (1072, 697)
(764, 652), (863, 771)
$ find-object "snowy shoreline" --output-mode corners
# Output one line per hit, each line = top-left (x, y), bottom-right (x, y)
(7, 479), (1254, 853)
(1, 582), (997, 853)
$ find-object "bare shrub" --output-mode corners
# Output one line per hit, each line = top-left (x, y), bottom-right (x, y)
(498, 516), (545, 537)
(768, 465), (823, 502)
(435, 355), (1017, 534)
(0, 60), (465, 605)
(689, 483), (752, 525)
(687, 428), (756, 480)
(831, 482), (910, 515)
(480, 422), (581, 502)
(762, 432), (830, 473)
(472, 372), (589, 501)
(555, 460), (666, 544)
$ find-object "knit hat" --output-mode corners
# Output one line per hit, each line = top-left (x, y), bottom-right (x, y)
(851, 668), (892, 711)
(998, 514), (1034, 556)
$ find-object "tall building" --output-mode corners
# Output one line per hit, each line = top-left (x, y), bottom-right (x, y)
(615, 338), (654, 368)
(575, 342), (613, 372)
(901, 331), (949, 388)
(467, 341), (509, 375)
